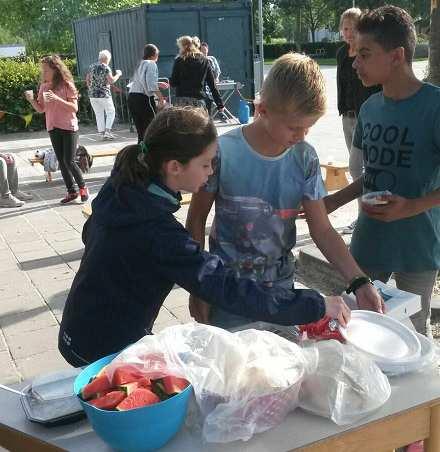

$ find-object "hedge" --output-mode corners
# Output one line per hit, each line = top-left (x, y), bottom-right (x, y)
(264, 41), (429, 61)
(0, 57), (97, 133)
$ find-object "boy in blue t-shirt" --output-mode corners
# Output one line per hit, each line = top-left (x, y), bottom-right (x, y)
(187, 52), (383, 329)
(325, 6), (440, 337)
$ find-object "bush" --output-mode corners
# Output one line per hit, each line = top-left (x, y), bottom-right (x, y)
(263, 41), (344, 60)
(264, 42), (299, 59)
(300, 41), (343, 59)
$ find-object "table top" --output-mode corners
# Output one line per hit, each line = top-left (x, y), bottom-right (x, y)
(1, 367), (440, 452)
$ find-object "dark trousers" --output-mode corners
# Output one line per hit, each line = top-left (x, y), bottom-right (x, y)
(49, 128), (84, 194)
(128, 93), (156, 143)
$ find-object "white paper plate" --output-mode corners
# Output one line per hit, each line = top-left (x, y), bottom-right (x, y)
(338, 311), (421, 365)
(380, 333), (436, 375)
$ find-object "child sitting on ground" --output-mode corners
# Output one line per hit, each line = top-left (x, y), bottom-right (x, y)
(58, 107), (350, 367)
(186, 53), (383, 329)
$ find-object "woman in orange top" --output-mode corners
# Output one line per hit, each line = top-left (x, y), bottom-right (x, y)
(25, 55), (89, 204)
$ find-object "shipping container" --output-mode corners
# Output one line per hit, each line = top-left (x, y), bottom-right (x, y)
(73, 1), (255, 116)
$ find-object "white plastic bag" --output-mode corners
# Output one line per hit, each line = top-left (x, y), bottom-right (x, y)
(299, 340), (391, 425)
(107, 323), (308, 443)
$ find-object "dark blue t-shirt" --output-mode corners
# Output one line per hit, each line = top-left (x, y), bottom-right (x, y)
(351, 83), (440, 272)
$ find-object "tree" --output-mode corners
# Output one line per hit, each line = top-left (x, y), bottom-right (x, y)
(428, 0), (440, 85)
(0, 0), (156, 54)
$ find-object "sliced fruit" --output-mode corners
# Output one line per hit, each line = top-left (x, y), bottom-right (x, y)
(161, 376), (189, 395)
(151, 380), (169, 401)
(96, 365), (108, 378)
(118, 381), (140, 396)
(112, 364), (145, 386)
(88, 390), (126, 410)
(81, 375), (112, 400)
(116, 388), (160, 411)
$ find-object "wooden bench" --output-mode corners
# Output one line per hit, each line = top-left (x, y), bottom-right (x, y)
(320, 162), (349, 191)
(29, 149), (120, 182)
(81, 193), (193, 219)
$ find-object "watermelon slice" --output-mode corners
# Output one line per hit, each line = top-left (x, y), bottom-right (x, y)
(88, 390), (126, 410)
(81, 375), (112, 400)
(116, 388), (160, 411)
(161, 376), (189, 395)
(112, 364), (145, 386)
(118, 381), (140, 396)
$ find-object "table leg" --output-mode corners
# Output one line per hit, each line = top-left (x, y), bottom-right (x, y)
(425, 403), (440, 452)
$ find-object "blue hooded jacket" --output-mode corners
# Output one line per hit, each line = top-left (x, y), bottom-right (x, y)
(59, 174), (325, 365)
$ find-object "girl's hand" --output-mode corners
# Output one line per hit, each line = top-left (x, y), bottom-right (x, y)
(324, 296), (351, 327)
(44, 90), (61, 103)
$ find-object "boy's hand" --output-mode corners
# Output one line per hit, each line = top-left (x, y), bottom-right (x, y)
(362, 194), (419, 222)
(355, 283), (385, 313)
(189, 295), (211, 324)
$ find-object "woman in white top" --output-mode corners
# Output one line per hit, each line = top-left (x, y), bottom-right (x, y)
(128, 44), (168, 143)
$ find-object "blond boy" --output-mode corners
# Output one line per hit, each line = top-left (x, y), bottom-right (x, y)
(187, 53), (383, 328)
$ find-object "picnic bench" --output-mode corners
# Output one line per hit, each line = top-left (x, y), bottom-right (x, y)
(320, 162), (349, 191)
(29, 149), (120, 182)
(81, 193), (193, 219)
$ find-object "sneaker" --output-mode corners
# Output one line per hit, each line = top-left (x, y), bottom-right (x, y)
(60, 192), (78, 204)
(103, 131), (115, 140)
(79, 187), (89, 202)
(13, 190), (33, 201)
(0, 194), (24, 208)
(406, 441), (424, 452)
(342, 220), (357, 235)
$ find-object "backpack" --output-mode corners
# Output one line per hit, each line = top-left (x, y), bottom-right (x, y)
(76, 145), (93, 173)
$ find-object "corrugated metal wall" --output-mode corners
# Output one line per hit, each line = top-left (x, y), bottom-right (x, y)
(73, 1), (254, 114)
(74, 7), (146, 78)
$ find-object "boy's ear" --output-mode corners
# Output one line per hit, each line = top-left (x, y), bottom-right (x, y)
(391, 46), (406, 66)
(255, 100), (267, 117)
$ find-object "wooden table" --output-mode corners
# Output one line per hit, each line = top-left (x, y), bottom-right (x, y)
(0, 368), (439, 452)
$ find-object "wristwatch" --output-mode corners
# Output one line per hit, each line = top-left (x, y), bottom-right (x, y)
(346, 276), (372, 294)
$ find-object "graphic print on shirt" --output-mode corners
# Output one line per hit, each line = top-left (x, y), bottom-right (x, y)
(361, 122), (414, 192)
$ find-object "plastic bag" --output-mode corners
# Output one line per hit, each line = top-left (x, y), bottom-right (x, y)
(299, 340), (391, 425)
(107, 323), (308, 443)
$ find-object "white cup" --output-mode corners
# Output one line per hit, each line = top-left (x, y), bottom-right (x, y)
(362, 190), (392, 205)
(24, 90), (33, 99)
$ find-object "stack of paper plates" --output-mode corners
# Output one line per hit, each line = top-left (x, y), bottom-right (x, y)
(338, 311), (421, 372)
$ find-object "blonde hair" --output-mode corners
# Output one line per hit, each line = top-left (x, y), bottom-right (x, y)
(176, 35), (201, 60)
(260, 52), (326, 116)
(339, 7), (362, 29)
(192, 36), (201, 49)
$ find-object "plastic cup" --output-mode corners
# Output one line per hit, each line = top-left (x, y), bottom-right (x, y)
(361, 190), (392, 205)
(24, 90), (33, 99)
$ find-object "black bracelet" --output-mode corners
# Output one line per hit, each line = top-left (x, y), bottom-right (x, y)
(346, 276), (372, 294)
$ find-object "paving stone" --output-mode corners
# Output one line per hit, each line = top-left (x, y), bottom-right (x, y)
(0, 350), (20, 384)
(155, 307), (175, 325)
(163, 287), (190, 310)
(0, 331), (7, 352)
(8, 240), (49, 254)
(6, 326), (59, 360)
(170, 306), (194, 324)
(15, 349), (73, 382)
(1, 308), (58, 336)
(0, 293), (46, 318)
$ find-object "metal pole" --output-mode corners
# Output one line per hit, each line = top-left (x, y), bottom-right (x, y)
(258, 0), (264, 91)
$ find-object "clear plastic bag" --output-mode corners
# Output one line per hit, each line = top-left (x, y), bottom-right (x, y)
(299, 340), (391, 425)
(107, 323), (308, 443)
